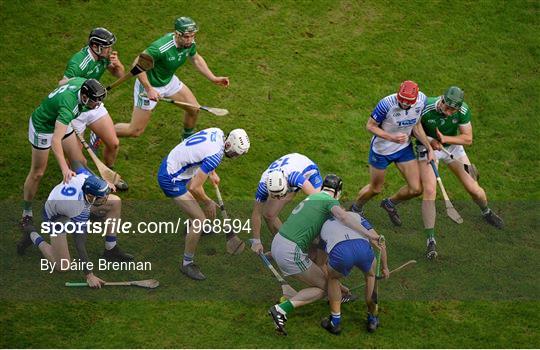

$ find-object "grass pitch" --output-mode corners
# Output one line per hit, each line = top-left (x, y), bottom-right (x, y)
(1, 0), (539, 348)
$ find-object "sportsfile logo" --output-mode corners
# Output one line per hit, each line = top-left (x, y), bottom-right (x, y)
(40, 218), (252, 236)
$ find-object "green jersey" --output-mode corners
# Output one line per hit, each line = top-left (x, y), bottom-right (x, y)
(421, 97), (471, 144)
(31, 77), (88, 133)
(63, 46), (110, 80)
(144, 33), (197, 87)
(279, 192), (340, 252)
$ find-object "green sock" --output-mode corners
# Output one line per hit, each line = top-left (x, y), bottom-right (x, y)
(424, 228), (435, 239)
(182, 128), (195, 139)
(23, 201), (32, 211)
(278, 299), (294, 314)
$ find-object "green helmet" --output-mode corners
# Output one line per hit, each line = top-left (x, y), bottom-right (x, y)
(443, 86), (464, 109)
(175, 17), (198, 34)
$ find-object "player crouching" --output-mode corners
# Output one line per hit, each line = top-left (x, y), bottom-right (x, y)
(158, 128), (250, 280)
(17, 164), (134, 287)
(319, 213), (389, 334)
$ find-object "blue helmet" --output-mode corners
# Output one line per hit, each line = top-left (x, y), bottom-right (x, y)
(82, 175), (110, 198)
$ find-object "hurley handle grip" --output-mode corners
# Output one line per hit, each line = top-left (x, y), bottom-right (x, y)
(65, 282), (89, 287)
(430, 160), (440, 178)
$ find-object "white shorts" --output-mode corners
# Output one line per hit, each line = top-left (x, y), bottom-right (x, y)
(271, 233), (313, 276)
(133, 75), (184, 111)
(28, 117), (73, 149)
(418, 144), (467, 165)
(70, 104), (109, 133)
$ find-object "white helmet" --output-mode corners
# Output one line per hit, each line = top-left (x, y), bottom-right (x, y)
(266, 171), (288, 199)
(224, 129), (250, 158)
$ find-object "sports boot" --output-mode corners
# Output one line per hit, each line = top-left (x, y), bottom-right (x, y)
(115, 178), (129, 192)
(103, 245), (134, 262)
(268, 305), (288, 335)
(483, 209), (504, 229)
(19, 215), (34, 230)
(426, 238), (438, 260)
(380, 199), (402, 226)
(180, 263), (206, 280)
(367, 313), (379, 333)
(321, 316), (341, 335)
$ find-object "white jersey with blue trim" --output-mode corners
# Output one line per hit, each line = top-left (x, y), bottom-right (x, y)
(165, 128), (224, 182)
(255, 153), (319, 202)
(370, 92), (426, 155)
(44, 173), (91, 223)
(320, 213), (372, 253)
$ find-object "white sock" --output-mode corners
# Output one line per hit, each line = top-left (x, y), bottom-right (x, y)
(105, 240), (117, 250)
(23, 210), (33, 217)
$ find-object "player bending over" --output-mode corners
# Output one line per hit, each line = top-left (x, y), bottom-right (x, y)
(351, 80), (434, 226)
(158, 128), (250, 280)
(60, 27), (128, 190)
(418, 86), (504, 259)
(319, 213), (389, 334)
(268, 174), (381, 336)
(17, 164), (133, 288)
(250, 153), (322, 254)
(115, 17), (229, 140)
(21, 78), (107, 230)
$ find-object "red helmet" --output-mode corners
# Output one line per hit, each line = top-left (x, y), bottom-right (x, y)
(397, 80), (419, 106)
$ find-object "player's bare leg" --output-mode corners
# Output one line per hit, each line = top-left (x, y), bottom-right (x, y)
(115, 107), (152, 138)
(419, 159), (438, 258)
(168, 84), (200, 139)
(88, 115), (119, 167)
(448, 156), (503, 228)
(173, 192), (207, 280)
(321, 267), (344, 334)
(390, 159), (422, 203)
(353, 166), (386, 211)
(269, 263), (327, 334)
(62, 133), (87, 165)
(22, 147), (50, 226)
(95, 194), (133, 261)
(364, 258), (379, 332)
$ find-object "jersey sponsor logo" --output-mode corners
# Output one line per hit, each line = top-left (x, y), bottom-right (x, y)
(397, 118), (417, 126)
(426, 119), (437, 124)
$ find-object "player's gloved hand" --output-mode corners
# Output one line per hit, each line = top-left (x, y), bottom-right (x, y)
(251, 239), (263, 254)
(391, 132), (408, 144)
(86, 273), (105, 288)
(145, 87), (160, 101)
(62, 168), (76, 184)
(203, 200), (218, 219)
(212, 76), (230, 87)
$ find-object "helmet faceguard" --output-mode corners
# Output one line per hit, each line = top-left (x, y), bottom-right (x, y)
(322, 174), (343, 199)
(82, 175), (110, 206)
(397, 80), (419, 109)
(88, 27), (116, 57)
(224, 129), (250, 158)
(442, 86), (464, 109)
(266, 171), (288, 199)
(80, 79), (107, 109)
(175, 17), (198, 34)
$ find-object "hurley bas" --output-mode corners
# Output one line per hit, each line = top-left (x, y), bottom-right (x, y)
(41, 259), (152, 273)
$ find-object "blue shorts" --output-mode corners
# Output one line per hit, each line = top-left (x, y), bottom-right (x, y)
(369, 143), (416, 170)
(328, 239), (374, 276)
(157, 159), (189, 198)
